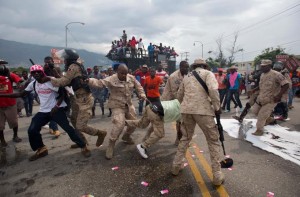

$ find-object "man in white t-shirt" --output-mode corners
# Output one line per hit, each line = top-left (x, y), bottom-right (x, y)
(0, 65), (90, 161)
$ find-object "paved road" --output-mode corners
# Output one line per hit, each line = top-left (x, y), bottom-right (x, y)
(0, 95), (299, 197)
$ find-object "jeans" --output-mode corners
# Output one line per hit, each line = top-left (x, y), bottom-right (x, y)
(22, 93), (34, 115)
(49, 120), (58, 131)
(28, 108), (85, 151)
(218, 89), (226, 105)
(226, 89), (243, 111)
(139, 100), (145, 114)
(222, 89), (238, 109)
(288, 86), (299, 105)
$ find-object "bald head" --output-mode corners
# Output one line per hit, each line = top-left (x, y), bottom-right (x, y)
(117, 64), (128, 81)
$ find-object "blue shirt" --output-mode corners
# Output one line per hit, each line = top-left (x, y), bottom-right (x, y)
(227, 73), (241, 90)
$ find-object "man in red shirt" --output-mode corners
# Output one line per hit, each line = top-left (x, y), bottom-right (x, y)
(215, 68), (227, 106)
(144, 67), (163, 104)
(135, 64), (150, 115)
(0, 59), (22, 147)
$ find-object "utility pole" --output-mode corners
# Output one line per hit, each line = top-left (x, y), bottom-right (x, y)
(182, 52), (189, 62)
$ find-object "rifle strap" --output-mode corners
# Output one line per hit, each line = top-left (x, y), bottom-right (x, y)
(192, 70), (209, 95)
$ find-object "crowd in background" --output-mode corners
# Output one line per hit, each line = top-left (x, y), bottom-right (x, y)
(106, 30), (179, 62)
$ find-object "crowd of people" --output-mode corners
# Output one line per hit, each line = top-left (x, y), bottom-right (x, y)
(106, 30), (179, 62)
(0, 49), (299, 187)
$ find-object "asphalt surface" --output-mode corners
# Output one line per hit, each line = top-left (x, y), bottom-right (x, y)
(0, 95), (300, 197)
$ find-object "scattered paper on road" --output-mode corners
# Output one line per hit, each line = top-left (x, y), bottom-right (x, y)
(220, 119), (300, 166)
(160, 189), (169, 194)
(112, 166), (119, 171)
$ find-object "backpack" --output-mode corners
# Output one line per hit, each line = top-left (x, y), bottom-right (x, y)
(69, 62), (91, 93)
(32, 80), (70, 111)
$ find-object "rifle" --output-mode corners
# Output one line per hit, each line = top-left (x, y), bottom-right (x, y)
(216, 113), (233, 168)
(192, 70), (233, 168)
(29, 59), (35, 65)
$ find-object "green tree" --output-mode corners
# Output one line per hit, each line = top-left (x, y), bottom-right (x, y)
(253, 47), (286, 66)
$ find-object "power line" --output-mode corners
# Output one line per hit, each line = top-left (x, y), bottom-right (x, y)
(203, 2), (300, 46)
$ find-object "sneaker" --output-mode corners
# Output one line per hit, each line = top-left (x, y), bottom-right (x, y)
(213, 171), (225, 186)
(81, 146), (91, 157)
(288, 105), (294, 109)
(224, 110), (230, 113)
(70, 144), (80, 149)
(136, 144), (148, 159)
(54, 130), (61, 138)
(43, 125), (50, 129)
(239, 107), (244, 112)
(18, 112), (24, 118)
(29, 146), (48, 161)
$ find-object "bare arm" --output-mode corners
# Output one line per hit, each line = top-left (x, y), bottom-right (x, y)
(0, 90), (29, 98)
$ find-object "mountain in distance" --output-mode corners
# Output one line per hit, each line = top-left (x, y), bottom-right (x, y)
(0, 39), (110, 68)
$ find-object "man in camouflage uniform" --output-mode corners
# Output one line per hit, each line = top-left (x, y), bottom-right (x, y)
(172, 58), (225, 186)
(88, 64), (146, 159)
(160, 61), (189, 145)
(251, 59), (289, 136)
(126, 99), (181, 159)
(42, 49), (107, 148)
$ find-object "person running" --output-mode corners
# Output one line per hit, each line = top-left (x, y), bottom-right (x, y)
(40, 49), (107, 148)
(126, 99), (181, 159)
(0, 65), (91, 160)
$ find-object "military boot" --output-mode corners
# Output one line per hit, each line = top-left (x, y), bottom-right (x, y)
(213, 171), (225, 186)
(252, 129), (264, 136)
(92, 107), (95, 117)
(106, 140), (116, 160)
(81, 145), (91, 158)
(96, 129), (107, 147)
(121, 133), (134, 144)
(265, 116), (275, 125)
(171, 165), (182, 176)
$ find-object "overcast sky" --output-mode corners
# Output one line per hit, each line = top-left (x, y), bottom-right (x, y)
(0, 0), (299, 65)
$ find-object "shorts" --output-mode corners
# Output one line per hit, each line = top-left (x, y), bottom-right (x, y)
(0, 105), (18, 130)
(16, 97), (24, 110)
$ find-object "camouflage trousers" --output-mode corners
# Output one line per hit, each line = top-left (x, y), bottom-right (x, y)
(70, 93), (99, 136)
(110, 105), (137, 141)
(173, 114), (221, 173)
(252, 102), (276, 131)
(126, 106), (164, 148)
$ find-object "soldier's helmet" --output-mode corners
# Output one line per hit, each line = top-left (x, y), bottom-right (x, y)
(56, 49), (79, 61)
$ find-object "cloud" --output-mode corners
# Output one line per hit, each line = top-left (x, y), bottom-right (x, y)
(0, 0), (299, 64)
